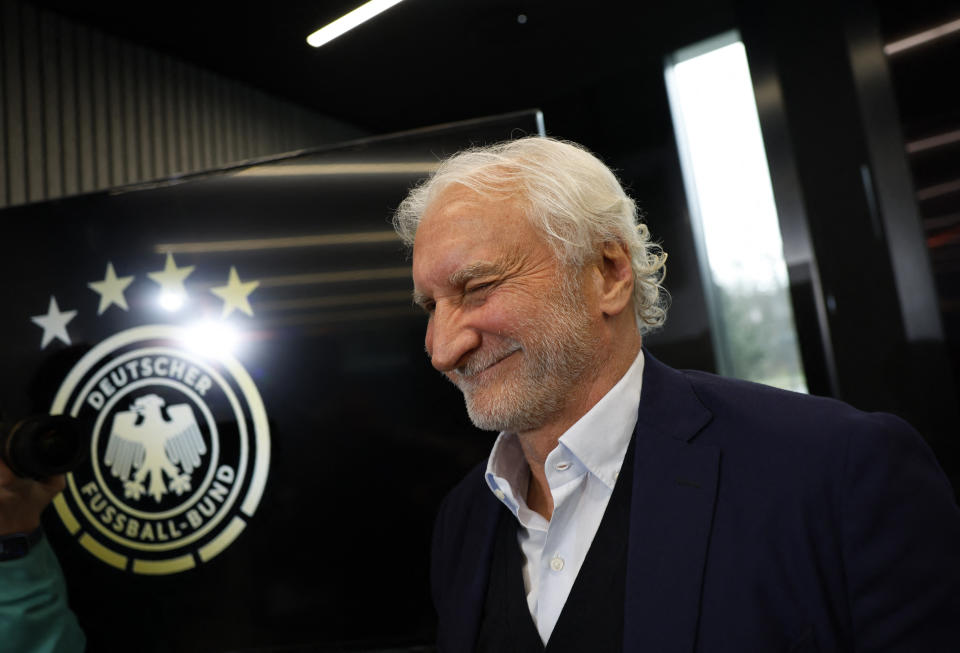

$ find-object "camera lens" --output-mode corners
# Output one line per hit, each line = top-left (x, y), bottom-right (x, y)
(2, 415), (86, 480)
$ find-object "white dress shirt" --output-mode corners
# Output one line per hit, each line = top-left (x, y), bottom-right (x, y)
(484, 349), (645, 645)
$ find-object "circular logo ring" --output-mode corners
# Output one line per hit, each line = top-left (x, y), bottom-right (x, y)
(51, 325), (270, 575)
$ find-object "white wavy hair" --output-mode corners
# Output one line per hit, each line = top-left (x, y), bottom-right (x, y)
(393, 136), (668, 333)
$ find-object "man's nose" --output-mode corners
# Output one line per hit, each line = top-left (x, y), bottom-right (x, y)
(426, 303), (481, 372)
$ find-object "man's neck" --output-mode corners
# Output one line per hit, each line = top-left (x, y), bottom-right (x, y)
(517, 336), (642, 520)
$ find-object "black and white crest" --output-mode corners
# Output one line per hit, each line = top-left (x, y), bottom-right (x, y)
(52, 326), (270, 575)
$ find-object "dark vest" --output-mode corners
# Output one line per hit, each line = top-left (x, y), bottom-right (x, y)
(476, 437), (635, 652)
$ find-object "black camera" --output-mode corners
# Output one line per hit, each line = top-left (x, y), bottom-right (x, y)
(0, 414), (87, 480)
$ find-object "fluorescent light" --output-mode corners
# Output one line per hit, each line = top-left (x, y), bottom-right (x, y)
(906, 128), (960, 154)
(884, 17), (960, 56)
(916, 178), (960, 201)
(306, 0), (405, 48)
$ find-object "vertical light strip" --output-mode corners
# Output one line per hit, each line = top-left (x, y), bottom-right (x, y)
(665, 31), (807, 392)
(306, 0), (406, 48)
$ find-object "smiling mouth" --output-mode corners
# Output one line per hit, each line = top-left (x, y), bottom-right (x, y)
(454, 346), (521, 380)
(482, 349), (519, 373)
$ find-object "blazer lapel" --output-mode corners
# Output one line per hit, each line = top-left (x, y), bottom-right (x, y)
(624, 352), (719, 653)
(439, 486), (502, 652)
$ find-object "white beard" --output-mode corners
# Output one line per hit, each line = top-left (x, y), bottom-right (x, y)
(448, 274), (599, 433)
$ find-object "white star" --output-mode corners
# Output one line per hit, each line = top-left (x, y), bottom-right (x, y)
(147, 253), (195, 295)
(88, 262), (135, 315)
(210, 267), (260, 317)
(31, 296), (78, 349)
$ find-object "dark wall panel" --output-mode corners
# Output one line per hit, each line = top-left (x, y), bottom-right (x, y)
(0, 0), (366, 211)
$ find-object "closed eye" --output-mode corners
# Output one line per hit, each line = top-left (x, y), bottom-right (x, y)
(466, 282), (493, 294)
(412, 291), (435, 314)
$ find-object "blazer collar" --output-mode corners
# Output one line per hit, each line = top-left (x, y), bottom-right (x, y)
(634, 349), (713, 444)
(624, 350), (719, 653)
(440, 486), (503, 653)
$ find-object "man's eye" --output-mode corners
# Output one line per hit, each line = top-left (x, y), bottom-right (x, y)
(413, 297), (435, 314)
(466, 282), (493, 295)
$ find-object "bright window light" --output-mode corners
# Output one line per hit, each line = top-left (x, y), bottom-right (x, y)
(306, 0), (406, 48)
(665, 32), (807, 393)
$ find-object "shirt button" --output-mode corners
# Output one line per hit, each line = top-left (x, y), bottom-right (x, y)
(494, 489), (505, 500)
(550, 555), (565, 572)
(555, 462), (571, 471)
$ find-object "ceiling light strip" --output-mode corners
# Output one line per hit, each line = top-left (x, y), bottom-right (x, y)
(884, 17), (960, 56)
(906, 129), (960, 154)
(916, 178), (960, 201)
(307, 0), (406, 48)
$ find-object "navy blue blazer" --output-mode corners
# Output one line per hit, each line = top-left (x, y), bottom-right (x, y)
(430, 352), (960, 652)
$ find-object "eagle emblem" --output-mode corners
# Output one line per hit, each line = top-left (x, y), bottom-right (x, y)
(104, 394), (207, 503)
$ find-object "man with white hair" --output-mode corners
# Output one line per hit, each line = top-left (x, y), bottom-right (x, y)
(2, 137), (958, 653)
(395, 136), (960, 652)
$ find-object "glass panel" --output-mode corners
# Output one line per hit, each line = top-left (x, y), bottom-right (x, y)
(665, 32), (808, 392)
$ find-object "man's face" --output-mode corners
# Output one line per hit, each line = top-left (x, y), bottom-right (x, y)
(411, 186), (601, 433)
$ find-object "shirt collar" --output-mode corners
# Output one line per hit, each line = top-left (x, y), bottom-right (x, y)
(485, 349), (645, 503)
(486, 432), (529, 505)
(557, 348), (644, 489)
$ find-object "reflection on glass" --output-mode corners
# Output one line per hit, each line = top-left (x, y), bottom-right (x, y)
(180, 321), (240, 356)
(665, 32), (807, 392)
(159, 290), (186, 312)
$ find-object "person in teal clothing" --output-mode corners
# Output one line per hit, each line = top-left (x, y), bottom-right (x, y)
(0, 457), (85, 652)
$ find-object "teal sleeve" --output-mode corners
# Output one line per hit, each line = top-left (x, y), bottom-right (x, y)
(0, 536), (86, 653)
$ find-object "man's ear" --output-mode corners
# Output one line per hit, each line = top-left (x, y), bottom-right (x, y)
(595, 240), (634, 317)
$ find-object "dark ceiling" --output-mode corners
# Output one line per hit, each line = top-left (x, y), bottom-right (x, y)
(27, 0), (741, 136)
(22, 1), (958, 145)
(21, 0), (960, 269)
